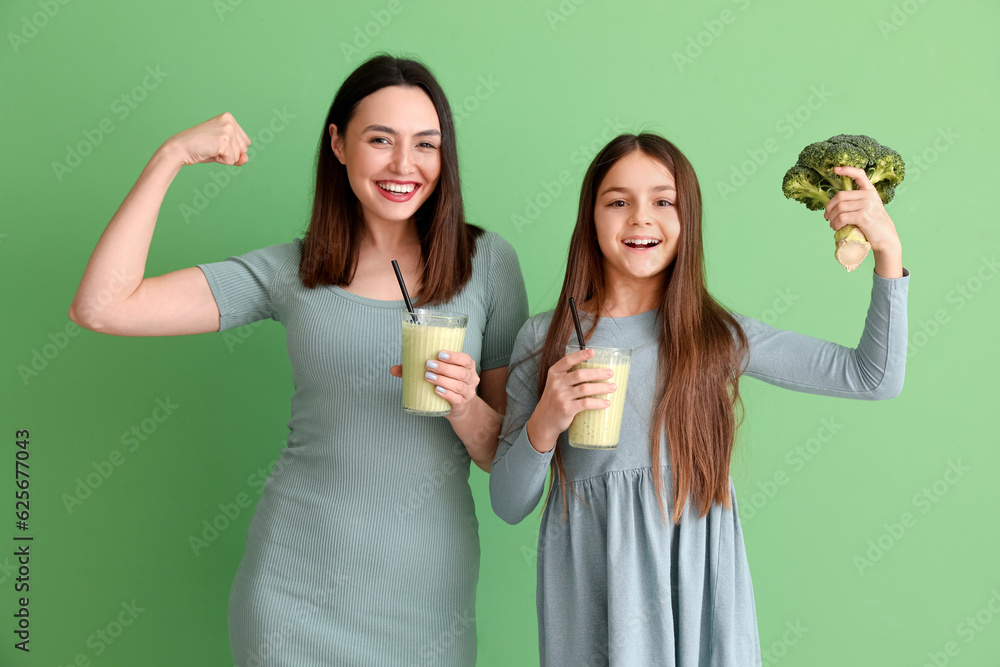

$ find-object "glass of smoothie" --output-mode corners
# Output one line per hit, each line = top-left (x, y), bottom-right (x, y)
(564, 345), (632, 449)
(401, 309), (468, 416)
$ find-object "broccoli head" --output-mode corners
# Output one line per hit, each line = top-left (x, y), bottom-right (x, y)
(781, 165), (831, 211)
(828, 134), (881, 163)
(784, 134), (905, 207)
(867, 146), (905, 190)
(781, 134), (906, 271)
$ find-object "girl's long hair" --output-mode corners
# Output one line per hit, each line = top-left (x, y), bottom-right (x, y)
(299, 53), (482, 304)
(537, 133), (749, 524)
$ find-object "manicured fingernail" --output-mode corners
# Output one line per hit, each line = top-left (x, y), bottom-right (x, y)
(426, 360), (439, 370)
(435, 386), (446, 394)
(424, 371), (437, 382)
(604, 400), (612, 406)
(438, 351), (450, 360)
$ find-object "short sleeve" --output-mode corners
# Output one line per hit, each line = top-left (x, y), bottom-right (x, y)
(480, 233), (529, 371)
(196, 240), (301, 332)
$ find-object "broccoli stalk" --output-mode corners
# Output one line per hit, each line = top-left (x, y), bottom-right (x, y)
(782, 135), (905, 272)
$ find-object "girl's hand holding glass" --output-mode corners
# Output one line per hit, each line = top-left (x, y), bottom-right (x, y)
(525, 346), (616, 453)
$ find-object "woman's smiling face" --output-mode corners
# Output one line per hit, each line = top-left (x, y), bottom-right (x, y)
(593, 150), (681, 286)
(330, 85), (442, 228)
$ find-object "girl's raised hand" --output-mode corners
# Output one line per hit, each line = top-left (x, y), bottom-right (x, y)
(163, 112), (252, 167)
(825, 166), (902, 257)
(525, 347), (617, 453)
(823, 167), (903, 278)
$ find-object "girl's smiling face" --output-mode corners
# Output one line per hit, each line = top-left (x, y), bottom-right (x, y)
(330, 85), (442, 228)
(593, 150), (681, 286)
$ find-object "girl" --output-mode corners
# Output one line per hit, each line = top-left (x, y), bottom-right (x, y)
(490, 133), (908, 666)
(69, 55), (527, 665)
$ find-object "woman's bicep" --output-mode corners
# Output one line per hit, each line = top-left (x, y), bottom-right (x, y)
(74, 267), (222, 336)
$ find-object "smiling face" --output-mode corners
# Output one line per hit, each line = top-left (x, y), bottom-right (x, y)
(330, 85), (442, 229)
(593, 150), (681, 288)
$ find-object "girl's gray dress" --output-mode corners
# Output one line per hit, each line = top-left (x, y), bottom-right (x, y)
(490, 268), (909, 666)
(197, 231), (528, 666)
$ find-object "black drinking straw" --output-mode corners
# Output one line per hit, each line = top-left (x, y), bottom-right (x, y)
(568, 297), (587, 350)
(392, 260), (418, 323)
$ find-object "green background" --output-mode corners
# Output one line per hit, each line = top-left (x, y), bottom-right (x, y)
(2, 0), (998, 664)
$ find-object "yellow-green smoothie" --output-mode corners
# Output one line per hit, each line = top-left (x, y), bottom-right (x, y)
(565, 345), (632, 449)
(401, 310), (468, 416)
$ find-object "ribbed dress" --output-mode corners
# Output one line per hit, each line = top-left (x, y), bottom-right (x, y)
(197, 230), (528, 666)
(490, 268), (910, 666)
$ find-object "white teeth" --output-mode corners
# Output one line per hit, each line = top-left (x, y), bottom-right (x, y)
(624, 239), (660, 247)
(377, 181), (416, 194)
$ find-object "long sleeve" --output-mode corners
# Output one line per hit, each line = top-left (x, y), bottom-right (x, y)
(732, 268), (910, 399)
(489, 315), (555, 525)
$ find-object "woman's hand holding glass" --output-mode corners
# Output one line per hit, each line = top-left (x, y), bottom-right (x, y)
(390, 351), (480, 418)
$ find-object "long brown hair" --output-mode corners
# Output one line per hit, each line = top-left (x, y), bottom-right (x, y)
(538, 133), (749, 524)
(299, 54), (482, 304)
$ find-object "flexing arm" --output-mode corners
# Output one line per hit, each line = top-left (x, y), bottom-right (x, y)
(68, 113), (251, 336)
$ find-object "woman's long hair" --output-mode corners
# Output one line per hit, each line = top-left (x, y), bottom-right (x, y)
(537, 133), (749, 524)
(299, 54), (482, 304)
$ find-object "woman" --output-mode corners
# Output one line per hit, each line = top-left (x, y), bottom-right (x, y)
(69, 55), (528, 665)
(489, 133), (908, 665)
